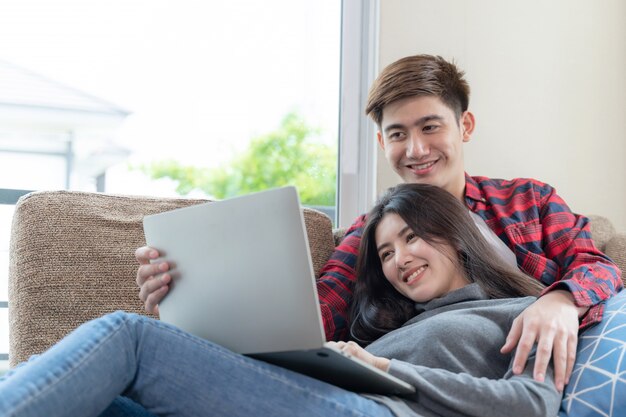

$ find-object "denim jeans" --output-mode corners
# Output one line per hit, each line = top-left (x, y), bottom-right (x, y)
(99, 397), (155, 417)
(0, 312), (395, 417)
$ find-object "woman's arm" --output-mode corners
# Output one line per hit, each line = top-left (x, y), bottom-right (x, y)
(330, 338), (560, 417)
(388, 347), (561, 417)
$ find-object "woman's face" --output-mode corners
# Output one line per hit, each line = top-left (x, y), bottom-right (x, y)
(374, 212), (469, 303)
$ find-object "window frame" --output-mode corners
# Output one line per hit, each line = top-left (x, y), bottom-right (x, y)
(0, 188), (32, 362)
(337, 0), (380, 228)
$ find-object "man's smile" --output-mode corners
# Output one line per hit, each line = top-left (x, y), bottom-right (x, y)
(405, 158), (439, 175)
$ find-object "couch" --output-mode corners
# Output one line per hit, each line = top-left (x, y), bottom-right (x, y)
(8, 190), (336, 367)
(7, 190), (626, 415)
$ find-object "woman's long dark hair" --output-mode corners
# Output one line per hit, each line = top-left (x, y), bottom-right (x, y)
(349, 183), (544, 345)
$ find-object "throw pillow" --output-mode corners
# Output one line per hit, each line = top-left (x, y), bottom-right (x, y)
(559, 290), (626, 416)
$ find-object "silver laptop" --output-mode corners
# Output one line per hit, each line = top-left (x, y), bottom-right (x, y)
(143, 186), (414, 395)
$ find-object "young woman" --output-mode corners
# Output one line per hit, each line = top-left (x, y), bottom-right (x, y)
(329, 183), (561, 416)
(0, 184), (561, 417)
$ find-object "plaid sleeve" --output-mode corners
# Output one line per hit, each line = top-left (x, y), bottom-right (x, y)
(537, 184), (623, 328)
(317, 214), (366, 341)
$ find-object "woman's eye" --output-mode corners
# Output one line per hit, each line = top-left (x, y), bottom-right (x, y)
(406, 232), (417, 242)
(380, 251), (393, 261)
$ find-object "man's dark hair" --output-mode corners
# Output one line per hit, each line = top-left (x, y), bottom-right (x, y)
(365, 54), (470, 126)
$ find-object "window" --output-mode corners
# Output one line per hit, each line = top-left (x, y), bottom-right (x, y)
(0, 205), (10, 357)
(0, 192), (28, 371)
(0, 0), (345, 371)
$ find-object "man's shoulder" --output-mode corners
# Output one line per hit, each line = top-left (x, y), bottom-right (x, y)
(348, 213), (367, 231)
(470, 174), (550, 189)
(335, 213), (366, 245)
(469, 175), (554, 197)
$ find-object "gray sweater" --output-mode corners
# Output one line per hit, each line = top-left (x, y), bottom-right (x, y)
(363, 284), (561, 417)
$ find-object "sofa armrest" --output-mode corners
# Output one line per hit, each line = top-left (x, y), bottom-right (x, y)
(8, 191), (334, 367)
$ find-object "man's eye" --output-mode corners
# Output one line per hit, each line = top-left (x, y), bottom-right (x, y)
(423, 125), (439, 132)
(388, 132), (405, 141)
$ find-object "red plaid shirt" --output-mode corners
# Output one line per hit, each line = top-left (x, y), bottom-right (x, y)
(318, 174), (623, 341)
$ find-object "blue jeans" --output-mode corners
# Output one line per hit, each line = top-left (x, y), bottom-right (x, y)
(100, 397), (155, 417)
(0, 312), (395, 417)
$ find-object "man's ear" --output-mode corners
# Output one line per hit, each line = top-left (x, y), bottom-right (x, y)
(377, 130), (385, 149)
(460, 111), (475, 143)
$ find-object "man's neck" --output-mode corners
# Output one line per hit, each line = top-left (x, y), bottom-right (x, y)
(451, 176), (467, 202)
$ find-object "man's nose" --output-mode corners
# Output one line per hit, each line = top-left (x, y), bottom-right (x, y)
(406, 133), (429, 159)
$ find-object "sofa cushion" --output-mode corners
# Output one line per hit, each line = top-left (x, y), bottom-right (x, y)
(559, 290), (626, 416)
(8, 191), (335, 367)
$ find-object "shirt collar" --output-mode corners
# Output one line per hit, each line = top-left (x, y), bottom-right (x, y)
(464, 173), (483, 202)
(414, 283), (488, 313)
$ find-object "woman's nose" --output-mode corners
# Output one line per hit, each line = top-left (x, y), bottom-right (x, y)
(395, 246), (412, 268)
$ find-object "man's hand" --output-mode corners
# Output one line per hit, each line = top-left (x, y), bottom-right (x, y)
(135, 246), (171, 315)
(326, 341), (390, 372)
(501, 290), (587, 391)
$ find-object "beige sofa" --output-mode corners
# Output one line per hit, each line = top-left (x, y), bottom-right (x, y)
(8, 190), (626, 369)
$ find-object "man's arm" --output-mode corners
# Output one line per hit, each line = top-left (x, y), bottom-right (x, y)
(502, 180), (622, 391)
(535, 183), (622, 324)
(317, 215), (366, 341)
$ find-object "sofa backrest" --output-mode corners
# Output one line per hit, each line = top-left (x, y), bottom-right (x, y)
(8, 191), (625, 367)
(8, 191), (335, 366)
(588, 215), (626, 267)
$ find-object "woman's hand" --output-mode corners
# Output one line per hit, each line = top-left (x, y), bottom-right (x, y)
(135, 246), (171, 315)
(326, 341), (390, 372)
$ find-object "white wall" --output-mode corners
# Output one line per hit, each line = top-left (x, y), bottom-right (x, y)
(375, 0), (626, 230)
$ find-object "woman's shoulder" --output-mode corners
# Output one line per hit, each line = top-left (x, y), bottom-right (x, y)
(407, 294), (536, 325)
(463, 296), (536, 313)
(456, 296), (536, 327)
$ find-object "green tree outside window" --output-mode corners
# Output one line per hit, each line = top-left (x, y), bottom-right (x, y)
(138, 113), (337, 207)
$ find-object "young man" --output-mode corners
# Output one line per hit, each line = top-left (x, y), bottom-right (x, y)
(136, 54), (622, 393)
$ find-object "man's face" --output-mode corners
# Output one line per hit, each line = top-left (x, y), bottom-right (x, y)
(377, 96), (474, 201)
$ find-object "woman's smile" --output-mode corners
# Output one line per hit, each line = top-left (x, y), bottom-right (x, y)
(402, 264), (428, 285)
